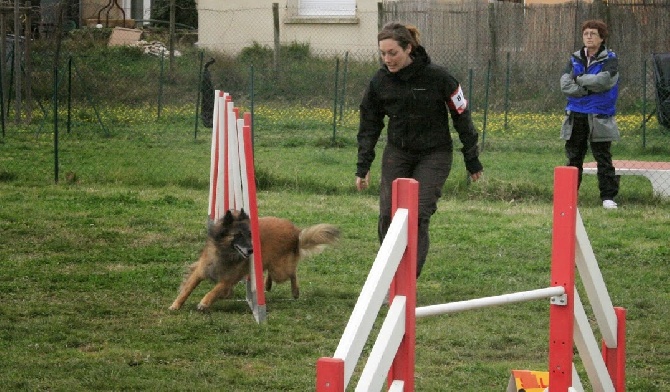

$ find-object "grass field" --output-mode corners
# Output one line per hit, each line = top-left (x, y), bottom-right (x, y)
(1, 111), (669, 391)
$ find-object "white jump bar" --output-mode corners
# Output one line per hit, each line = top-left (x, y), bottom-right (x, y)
(415, 286), (566, 318)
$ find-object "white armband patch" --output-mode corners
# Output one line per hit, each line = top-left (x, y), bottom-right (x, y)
(449, 85), (468, 114)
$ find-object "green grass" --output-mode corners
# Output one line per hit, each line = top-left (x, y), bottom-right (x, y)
(0, 112), (669, 391)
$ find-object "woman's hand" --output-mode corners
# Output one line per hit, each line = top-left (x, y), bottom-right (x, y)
(469, 171), (483, 182)
(356, 172), (370, 191)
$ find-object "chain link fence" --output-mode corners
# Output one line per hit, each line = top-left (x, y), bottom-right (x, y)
(2, 0), (669, 194)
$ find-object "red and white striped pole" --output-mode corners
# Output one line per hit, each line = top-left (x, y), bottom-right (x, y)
(222, 94), (232, 213)
(548, 166), (578, 391)
(208, 90), (224, 221)
(208, 92), (265, 320)
(388, 178), (419, 391)
(602, 306), (626, 391)
(242, 113), (266, 307)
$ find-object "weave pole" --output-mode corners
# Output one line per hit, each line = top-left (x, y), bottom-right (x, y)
(208, 90), (266, 323)
(207, 91), (224, 221)
(241, 112), (266, 318)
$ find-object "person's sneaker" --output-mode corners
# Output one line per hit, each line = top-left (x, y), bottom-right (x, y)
(602, 200), (618, 209)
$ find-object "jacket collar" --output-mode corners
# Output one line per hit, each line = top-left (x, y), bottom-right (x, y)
(383, 45), (431, 80)
(575, 44), (608, 62)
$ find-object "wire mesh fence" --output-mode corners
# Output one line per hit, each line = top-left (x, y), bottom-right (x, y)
(12, 38), (669, 146)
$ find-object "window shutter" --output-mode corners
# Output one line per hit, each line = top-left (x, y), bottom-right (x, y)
(299, 0), (356, 16)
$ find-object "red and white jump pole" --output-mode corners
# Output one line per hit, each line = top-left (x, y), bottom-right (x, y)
(387, 178), (419, 391)
(548, 165), (579, 391)
(316, 178), (419, 391)
(316, 167), (626, 391)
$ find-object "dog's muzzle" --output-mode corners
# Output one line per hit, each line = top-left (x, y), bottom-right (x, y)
(234, 244), (253, 258)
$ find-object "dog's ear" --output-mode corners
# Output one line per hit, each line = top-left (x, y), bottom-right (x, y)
(238, 208), (249, 220)
(208, 218), (224, 240)
(222, 210), (235, 226)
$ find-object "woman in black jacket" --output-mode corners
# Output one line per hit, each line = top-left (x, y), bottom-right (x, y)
(355, 22), (483, 278)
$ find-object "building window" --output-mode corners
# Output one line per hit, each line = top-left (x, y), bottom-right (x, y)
(298, 0), (356, 17)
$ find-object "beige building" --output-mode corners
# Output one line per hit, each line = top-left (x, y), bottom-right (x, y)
(76, 1), (152, 27)
(196, 0), (382, 59)
(195, 0), (595, 58)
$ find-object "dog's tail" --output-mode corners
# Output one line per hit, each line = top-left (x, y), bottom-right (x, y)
(298, 224), (340, 258)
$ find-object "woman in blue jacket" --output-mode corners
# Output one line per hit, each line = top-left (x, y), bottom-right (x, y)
(355, 22), (483, 278)
(560, 19), (620, 209)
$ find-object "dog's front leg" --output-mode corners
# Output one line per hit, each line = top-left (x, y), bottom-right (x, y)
(197, 281), (233, 311)
(169, 272), (203, 310)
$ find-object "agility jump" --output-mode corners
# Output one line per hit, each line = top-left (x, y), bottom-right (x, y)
(208, 90), (266, 323)
(316, 167), (626, 391)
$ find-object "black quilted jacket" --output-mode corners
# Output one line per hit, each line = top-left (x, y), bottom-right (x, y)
(356, 46), (482, 178)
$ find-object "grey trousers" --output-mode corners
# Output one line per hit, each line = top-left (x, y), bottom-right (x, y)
(377, 143), (453, 278)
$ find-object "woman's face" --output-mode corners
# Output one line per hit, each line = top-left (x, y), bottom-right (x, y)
(582, 28), (604, 52)
(379, 39), (413, 73)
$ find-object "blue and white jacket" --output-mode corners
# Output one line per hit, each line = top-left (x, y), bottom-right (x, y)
(560, 45), (620, 142)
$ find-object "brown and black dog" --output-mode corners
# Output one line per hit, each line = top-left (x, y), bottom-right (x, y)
(169, 209), (340, 311)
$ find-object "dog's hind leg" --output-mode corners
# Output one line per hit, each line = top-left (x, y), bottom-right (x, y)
(264, 275), (273, 292)
(169, 270), (203, 311)
(197, 281), (234, 311)
(265, 272), (299, 299)
(289, 275), (299, 299)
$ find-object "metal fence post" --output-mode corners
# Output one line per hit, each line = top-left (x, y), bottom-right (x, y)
(53, 63), (59, 184)
(158, 51), (164, 120)
(504, 51), (510, 131)
(332, 58), (339, 145)
(194, 50), (204, 139)
(642, 58), (647, 149)
(482, 60), (492, 151)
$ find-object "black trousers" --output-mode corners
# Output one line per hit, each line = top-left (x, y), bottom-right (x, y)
(378, 143), (453, 278)
(565, 116), (619, 201)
